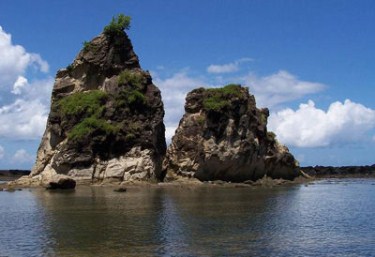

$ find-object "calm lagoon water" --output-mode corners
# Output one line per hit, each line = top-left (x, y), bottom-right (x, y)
(0, 179), (374, 257)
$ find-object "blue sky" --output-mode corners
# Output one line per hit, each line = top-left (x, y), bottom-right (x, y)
(0, 0), (374, 169)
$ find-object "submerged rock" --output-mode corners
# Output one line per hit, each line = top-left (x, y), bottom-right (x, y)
(163, 85), (299, 182)
(30, 16), (166, 184)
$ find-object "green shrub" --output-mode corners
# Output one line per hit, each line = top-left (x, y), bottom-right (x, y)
(203, 96), (230, 111)
(103, 14), (131, 36)
(115, 88), (147, 109)
(203, 84), (243, 111)
(68, 116), (118, 141)
(58, 90), (108, 118)
(83, 41), (91, 51)
(82, 41), (98, 53)
(128, 90), (146, 106)
(117, 70), (145, 89)
(206, 84), (242, 97)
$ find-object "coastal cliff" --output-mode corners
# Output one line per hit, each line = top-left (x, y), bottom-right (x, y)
(163, 85), (299, 182)
(30, 16), (166, 184)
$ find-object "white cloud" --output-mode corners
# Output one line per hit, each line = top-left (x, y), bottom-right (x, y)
(0, 76), (53, 140)
(269, 99), (375, 147)
(165, 126), (177, 144)
(22, 77), (54, 102)
(0, 98), (49, 139)
(12, 149), (34, 164)
(0, 145), (4, 159)
(0, 26), (49, 91)
(11, 76), (28, 95)
(207, 58), (252, 74)
(207, 63), (239, 74)
(154, 71), (211, 143)
(243, 70), (325, 108)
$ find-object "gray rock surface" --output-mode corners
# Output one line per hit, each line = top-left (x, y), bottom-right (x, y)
(163, 85), (299, 182)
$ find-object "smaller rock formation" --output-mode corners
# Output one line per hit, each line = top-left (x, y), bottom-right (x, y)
(163, 84), (299, 182)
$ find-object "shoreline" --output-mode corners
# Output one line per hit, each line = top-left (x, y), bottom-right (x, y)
(0, 164), (374, 191)
(1, 173), (375, 191)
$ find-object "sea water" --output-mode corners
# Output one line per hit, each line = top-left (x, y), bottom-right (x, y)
(0, 179), (374, 257)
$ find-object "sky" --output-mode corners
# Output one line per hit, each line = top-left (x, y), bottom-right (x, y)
(0, 0), (374, 169)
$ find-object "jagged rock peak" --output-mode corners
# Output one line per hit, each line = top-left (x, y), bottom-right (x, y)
(163, 84), (299, 182)
(31, 15), (166, 184)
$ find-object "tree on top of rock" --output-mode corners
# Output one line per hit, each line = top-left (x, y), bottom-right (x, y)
(103, 14), (131, 36)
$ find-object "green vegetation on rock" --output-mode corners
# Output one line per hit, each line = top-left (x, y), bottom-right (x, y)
(104, 14), (131, 36)
(206, 84), (243, 97)
(117, 70), (146, 89)
(83, 41), (91, 51)
(203, 84), (243, 111)
(115, 88), (147, 109)
(58, 90), (108, 118)
(57, 90), (116, 143)
(68, 117), (119, 141)
(82, 41), (98, 53)
(203, 96), (230, 111)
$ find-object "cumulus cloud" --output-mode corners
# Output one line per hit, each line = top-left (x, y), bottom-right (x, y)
(0, 72), (53, 139)
(244, 70), (325, 108)
(207, 58), (252, 74)
(11, 76), (28, 95)
(12, 149), (34, 164)
(0, 145), (4, 159)
(0, 26), (49, 91)
(154, 71), (211, 143)
(0, 99), (49, 139)
(268, 99), (375, 147)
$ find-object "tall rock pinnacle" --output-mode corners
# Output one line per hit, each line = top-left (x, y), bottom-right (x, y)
(31, 15), (166, 183)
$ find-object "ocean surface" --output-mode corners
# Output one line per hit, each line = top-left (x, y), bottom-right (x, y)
(0, 179), (374, 257)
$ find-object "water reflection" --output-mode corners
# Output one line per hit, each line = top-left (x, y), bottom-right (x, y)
(31, 186), (303, 257)
(1, 179), (375, 256)
(0, 189), (54, 256)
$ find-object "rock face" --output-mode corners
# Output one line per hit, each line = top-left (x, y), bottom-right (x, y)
(31, 25), (166, 183)
(163, 85), (299, 182)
